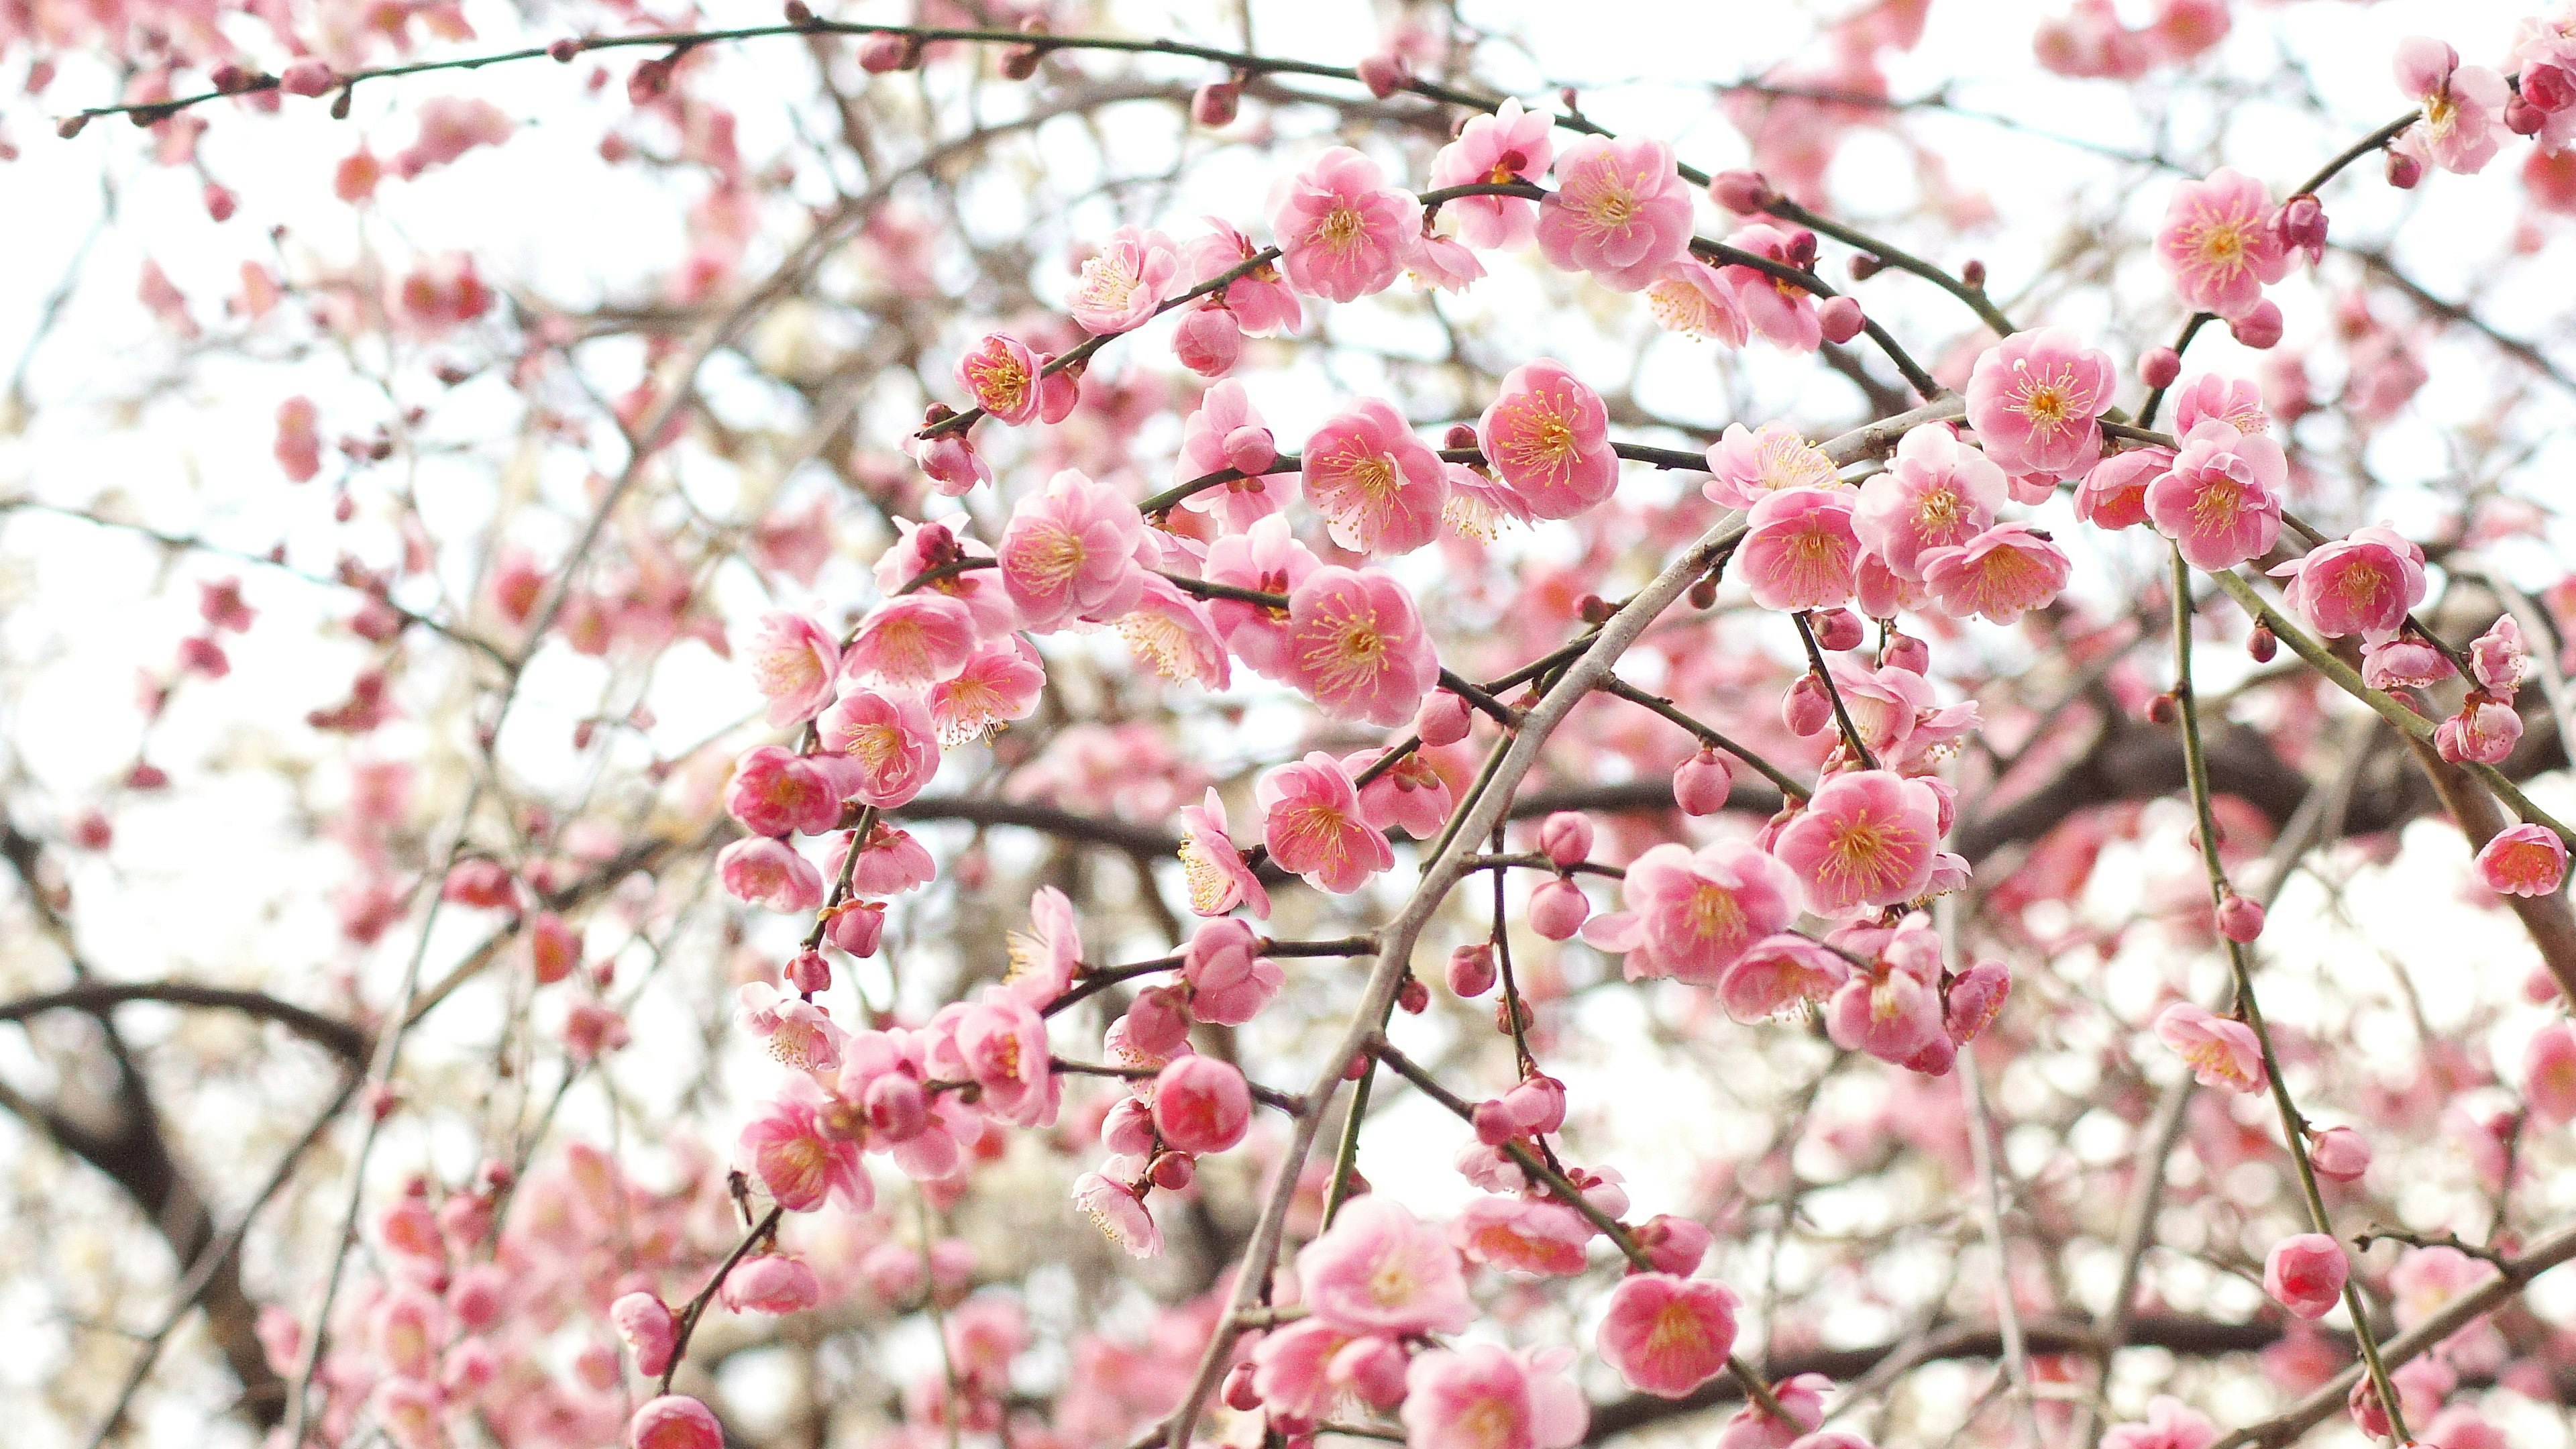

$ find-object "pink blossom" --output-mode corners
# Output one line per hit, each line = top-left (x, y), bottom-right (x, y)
(1430, 97), (1556, 249)
(816, 689), (941, 807)
(1964, 327), (2115, 480)
(1068, 226), (1180, 333)
(1739, 488), (1861, 612)
(1770, 769), (1945, 916)
(2308, 1126), (2373, 1183)
(395, 96), (512, 178)
(2477, 823), (2568, 896)
(2144, 419), (2288, 570)
(1203, 515), (1320, 680)
(2396, 36), (2510, 174)
(1579, 841), (1801, 984)
(2471, 615), (2528, 696)
(1705, 421), (1839, 511)
(2265, 1233), (2348, 1320)
(726, 746), (843, 838)
(1182, 916), (1283, 1023)
(1302, 398), (1448, 553)
(744, 612), (841, 727)
(1536, 136), (1694, 291)
(1175, 380), (1289, 531)
(999, 470), (1147, 629)
(1152, 1054), (1252, 1153)
(629, 1395), (723, 1449)
(1345, 745), (1455, 839)
(1646, 259), (1753, 344)
(1178, 788), (1272, 920)
(1450, 1195), (1595, 1275)
(2524, 1022), (2576, 1128)
(2365, 635), (2456, 690)
(926, 639), (1046, 744)
(950, 992), (1058, 1126)
(2172, 373), (2268, 435)
(1717, 1374), (1830, 1449)
(845, 594), (977, 689)
(1256, 751), (1394, 894)
(719, 837), (824, 913)
(2077, 447), (2168, 531)
(612, 1292), (678, 1377)
(2103, 1395), (2219, 1449)
(736, 1079), (869, 1212)
(956, 333), (1043, 425)
(723, 1252), (823, 1314)
(1478, 360), (1620, 519)
(1719, 225), (1825, 350)
(1282, 566), (1440, 726)
(873, 519), (1016, 634)
(2153, 1002), (2267, 1093)
(1403, 229), (1486, 292)
(2156, 168), (2292, 320)
(1181, 218), (1302, 333)
(1118, 575), (1232, 690)
(1919, 522), (2072, 624)
(1268, 147), (1420, 302)
(1599, 1273), (1740, 1398)
(1854, 423), (2005, 578)
(1401, 1343), (1589, 1449)
(1005, 886), (1082, 1006)
(2271, 525), (2426, 638)
(1716, 934), (1853, 1022)
(2436, 698), (2522, 765)
(1826, 950), (1948, 1067)
(1072, 1173), (1162, 1257)
(1297, 1195), (1476, 1336)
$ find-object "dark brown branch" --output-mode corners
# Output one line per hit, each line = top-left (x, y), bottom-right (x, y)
(0, 983), (370, 1063)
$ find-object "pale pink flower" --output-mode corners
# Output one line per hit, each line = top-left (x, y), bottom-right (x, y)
(1478, 360), (1619, 519)
(727, 746), (843, 838)
(1181, 916), (1283, 1022)
(1719, 224), (1825, 350)
(1250, 1320), (1404, 1420)
(2308, 1126), (2373, 1183)
(2154, 1002), (2267, 1093)
(1854, 423), (2006, 578)
(1580, 841), (1800, 985)
(1451, 1196), (1595, 1275)
(1537, 136), (1695, 290)
(1282, 566), (1441, 726)
(1705, 421), (1839, 511)
(1770, 769), (1944, 916)
(2265, 1233), (2348, 1320)
(2472, 615), (2528, 696)
(816, 689), (941, 807)
(2477, 823), (2567, 897)
(956, 333), (1043, 425)
(2523, 1022), (2576, 1128)
(1152, 1054), (1252, 1154)
(1826, 950), (1948, 1068)
(1646, 258), (1752, 344)
(1345, 744), (1456, 839)
(1599, 1273), (1740, 1398)
(1004, 886), (1082, 1006)
(1268, 147), (1420, 303)
(1296, 1195), (1476, 1336)
(1403, 229), (1486, 291)
(910, 429), (992, 496)
(2365, 635), (2456, 690)
(2102, 1395), (2219, 1449)
(926, 639), (1046, 744)
(1919, 522), (2072, 624)
(1716, 934), (1852, 1022)
(1181, 218), (1303, 333)
(844, 594), (976, 689)
(873, 519), (1016, 633)
(1738, 488), (1861, 612)
(2436, 698), (2522, 765)
(1430, 97), (1556, 249)
(1175, 380), (1289, 531)
(372, 1379), (442, 1449)
(1964, 327), (2115, 480)
(1203, 515), (1320, 680)
(2396, 36), (2510, 174)
(745, 612), (841, 727)
(2171, 373), (2268, 435)
(611, 1293), (677, 1377)
(719, 837), (824, 913)
(1072, 1173), (1161, 1257)
(629, 1395), (723, 1449)
(736, 1079), (870, 1212)
(1178, 788), (1271, 920)
(736, 981), (847, 1073)
(1068, 226), (1180, 334)
(1302, 398), (1447, 553)
(1256, 751), (1395, 894)
(949, 991), (1058, 1126)
(1118, 575), (1233, 690)
(2077, 447), (2168, 531)
(2156, 168), (2292, 320)
(998, 470), (1147, 629)
(723, 1252), (822, 1314)
(2271, 525), (2426, 639)
(1401, 1343), (1589, 1449)
(2145, 419), (2287, 570)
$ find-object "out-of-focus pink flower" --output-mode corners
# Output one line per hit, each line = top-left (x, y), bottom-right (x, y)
(2308, 1126), (2373, 1183)
(1152, 1054), (1252, 1153)
(722, 1252), (823, 1314)
(1430, 97), (1555, 249)
(745, 612), (841, 727)
(1580, 842), (1800, 984)
(2102, 1395), (2219, 1449)
(999, 470), (1146, 629)
(2264, 1234), (2348, 1320)
(957, 333), (1043, 425)
(611, 1292), (677, 1376)
(2524, 1021), (2576, 1127)
(2154, 1002), (2267, 1093)
(1401, 1342), (1589, 1449)
(2156, 168), (2292, 320)
(1004, 886), (1081, 1006)
(1770, 769), (1944, 916)
(816, 689), (941, 807)
(395, 96), (512, 178)
(1965, 327), (2114, 480)
(1297, 1195), (1476, 1336)
(2271, 525), (2426, 639)
(629, 1395), (724, 1449)
(2145, 419), (2287, 570)
(1281, 566), (1440, 726)
(1302, 398), (1448, 554)
(1478, 360), (1619, 519)
(1256, 751), (1394, 894)
(2478, 822), (2569, 897)
(2396, 36), (2510, 174)
(1268, 147), (1420, 302)
(1537, 136), (1694, 290)
(1450, 1196), (1594, 1275)
(1599, 1273), (1739, 1398)
(1854, 423), (2004, 579)
(1068, 226), (1179, 333)
(1738, 488), (1861, 612)
(1178, 788), (1271, 920)
(1919, 522), (2072, 624)
(718, 837), (825, 913)
(1705, 421), (1839, 511)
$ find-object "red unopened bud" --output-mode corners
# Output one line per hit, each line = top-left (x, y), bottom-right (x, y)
(2147, 692), (2180, 725)
(1224, 1361), (1263, 1413)
(1443, 422), (1480, 451)
(1446, 943), (1498, 998)
(1783, 229), (1819, 270)
(1171, 304), (1242, 377)
(2140, 346), (2182, 390)
(627, 58), (673, 105)
(1707, 168), (1774, 215)
(2229, 299), (2284, 350)
(783, 0), (814, 23)
(368, 1083), (400, 1120)
(1000, 44), (1044, 80)
(1577, 594), (1614, 625)
(211, 64), (254, 94)
(2384, 148), (2424, 190)
(1961, 258), (1988, 289)
(1150, 1152), (1196, 1191)
(1817, 295), (1864, 344)
(1397, 977), (1430, 1014)
(203, 182), (237, 222)
(1342, 1051), (1371, 1081)
(785, 949), (831, 994)
(1415, 688), (1474, 747)
(56, 113), (90, 139)
(1472, 1099), (1516, 1145)
(857, 34), (914, 72)
(1495, 993), (1531, 1034)
(2216, 893), (2265, 944)
(282, 58), (338, 93)
(1782, 673), (1835, 737)
(2508, 99), (2548, 136)
(1686, 575), (1721, 610)
(1191, 80), (1239, 127)
(1528, 877), (1590, 941)
(2248, 625), (2278, 663)
(1811, 607), (1866, 652)
(1848, 252), (1885, 281)
(2272, 193), (2328, 266)
(1355, 52), (1411, 99)
(329, 88), (353, 120)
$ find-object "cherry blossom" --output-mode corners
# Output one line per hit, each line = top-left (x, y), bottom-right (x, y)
(1268, 146), (1421, 302)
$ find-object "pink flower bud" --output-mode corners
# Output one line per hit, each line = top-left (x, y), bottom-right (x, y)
(722, 1253), (821, 1315)
(1173, 305), (1242, 378)
(2229, 299), (2284, 350)
(611, 1292), (678, 1377)
(2508, 98), (2547, 136)
(1817, 296), (1864, 344)
(1101, 1096), (1158, 1156)
(1811, 607), (1866, 651)
(1537, 812), (1594, 867)
(1503, 1075), (1567, 1134)
(857, 34), (912, 72)
(1224, 1360), (1263, 1411)
(1784, 229), (1819, 270)
(1447, 943), (1498, 998)
(1153, 1054), (1252, 1154)
(1709, 168), (1776, 215)
(865, 1073), (928, 1141)
(1674, 747), (1733, 816)
(2264, 1233), (2347, 1319)
(1150, 1151), (1197, 1190)
(527, 912), (580, 985)
(1355, 52), (1411, 99)
(628, 1395), (722, 1449)
(203, 182), (237, 222)
(1191, 80), (1240, 126)
(2272, 194), (2328, 266)
(1123, 987), (1194, 1058)
(2216, 894), (2265, 943)
(2385, 147), (2424, 190)
(2436, 699), (2522, 765)
(1635, 1214), (1713, 1275)
(2141, 346), (2183, 390)
(1782, 673), (1835, 737)
(2308, 1126), (2371, 1182)
(1415, 689), (1474, 746)
(1472, 1099), (1516, 1144)
(1397, 977), (1430, 1014)
(826, 899), (885, 957)
(1529, 877), (1591, 940)
(280, 59), (337, 97)
(1883, 631), (1930, 674)
(785, 949), (832, 994)
(2348, 1376), (2392, 1440)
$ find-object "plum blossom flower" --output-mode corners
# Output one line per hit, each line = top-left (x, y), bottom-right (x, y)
(719, 837), (824, 913)
(1965, 327), (2114, 480)
(2477, 823), (2568, 897)
(910, 427), (992, 496)
(2077, 448), (2168, 531)
(727, 746), (843, 838)
(1716, 934), (1852, 1022)
(1719, 224), (1825, 350)
(737, 982), (845, 1072)
(1004, 886), (1081, 1006)
(845, 594), (976, 689)
(1537, 136), (1694, 290)
(1705, 421), (1839, 511)
(1181, 916), (1283, 1022)
(2144, 420), (2288, 570)
(1579, 842), (1801, 985)
(1296, 1195), (1476, 1336)
(1770, 769), (1945, 916)
(2524, 1022), (2576, 1128)
(1282, 566), (1440, 726)
(1256, 752), (1394, 894)
(956, 333), (1042, 425)
(2396, 36), (2510, 174)
(745, 612), (841, 727)
(736, 1078), (870, 1212)
(1152, 1054), (1252, 1153)
(1401, 1343), (1589, 1449)
(1344, 745), (1454, 839)
(1073, 1173), (1161, 1257)
(2365, 635), (2455, 690)
(1301, 398), (1448, 554)
(1116, 575), (1232, 690)
(816, 689), (941, 807)
(1203, 515), (1320, 680)
(2271, 525), (2426, 639)
(1645, 259), (1752, 344)
(998, 470), (1146, 629)
(1599, 1273), (1740, 1398)
(1919, 522), (2072, 624)
(1181, 218), (1302, 333)
(1826, 938), (1948, 1069)
(2156, 168), (2292, 320)
(926, 639), (1045, 744)
(2265, 1234), (2349, 1320)
(1477, 360), (1620, 519)
(2472, 615), (2529, 696)
(1450, 1196), (1595, 1275)
(1175, 380), (1289, 531)
(1178, 788), (1271, 920)
(611, 1293), (677, 1377)
(1738, 488), (1861, 612)
(1068, 226), (1179, 333)
(1854, 423), (2005, 578)
(629, 1396), (724, 1449)
(2154, 1002), (2267, 1093)
(1430, 97), (1555, 249)
(2172, 373), (2268, 435)
(1268, 147), (1420, 302)
(2104, 1396), (2219, 1449)
(724, 1253), (823, 1315)
(947, 991), (1058, 1126)
(2436, 698), (2522, 765)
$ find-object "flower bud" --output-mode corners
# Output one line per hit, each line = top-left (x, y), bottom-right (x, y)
(1173, 305), (1242, 377)
(1674, 748), (1733, 816)
(2229, 299), (2284, 350)
(2264, 1233), (2348, 1320)
(2272, 193), (2328, 266)
(1101, 1096), (1158, 1156)
(827, 899), (885, 958)
(2140, 345), (2182, 390)
(1447, 943), (1498, 998)
(1709, 168), (1775, 214)
(1503, 1075), (1566, 1134)
(2248, 624), (2277, 663)
(865, 1073), (928, 1141)
(1224, 1360), (1263, 1412)
(1634, 1214), (1713, 1275)
(1154, 1055), (1252, 1155)
(1528, 877), (1590, 940)
(2385, 147), (2424, 190)
(1782, 673), (1835, 737)
(1817, 296), (1864, 344)
(2146, 691), (2180, 726)
(1537, 812), (1593, 867)
(281, 58), (337, 95)
(1397, 977), (1430, 1014)
(1811, 607), (1866, 651)
(1191, 80), (1240, 127)
(2508, 97), (2547, 136)
(1150, 1152), (1197, 1191)
(1471, 1099), (1516, 1145)
(1784, 229), (1819, 270)
(1000, 43), (1044, 80)
(628, 1395), (723, 1449)
(1355, 52), (1411, 99)
(1961, 258), (1988, 289)
(1849, 252), (1886, 281)
(1882, 631), (1930, 674)
(784, 949), (832, 995)
(857, 33), (916, 72)
(1123, 987), (1194, 1059)
(1415, 688), (1473, 746)
(2308, 1125), (2371, 1182)
(2216, 893), (2265, 944)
